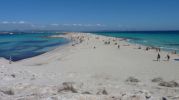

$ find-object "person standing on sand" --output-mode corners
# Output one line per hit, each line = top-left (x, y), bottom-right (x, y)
(118, 45), (120, 49)
(157, 53), (161, 61)
(9, 56), (12, 64)
(172, 50), (177, 54)
(159, 48), (161, 52)
(166, 54), (170, 61)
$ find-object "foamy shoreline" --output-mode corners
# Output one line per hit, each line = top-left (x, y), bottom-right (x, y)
(0, 32), (179, 100)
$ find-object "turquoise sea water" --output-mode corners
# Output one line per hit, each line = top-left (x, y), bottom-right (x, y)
(0, 33), (69, 61)
(93, 31), (179, 53)
(1, 31), (179, 61)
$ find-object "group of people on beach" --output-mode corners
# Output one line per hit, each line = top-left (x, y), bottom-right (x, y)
(143, 46), (174, 62)
(69, 33), (178, 62)
(157, 53), (170, 61)
(102, 37), (174, 62)
(103, 38), (121, 49)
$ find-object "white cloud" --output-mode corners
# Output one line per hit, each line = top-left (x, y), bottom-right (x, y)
(60, 24), (106, 27)
(83, 24), (106, 27)
(1, 21), (27, 24)
(96, 24), (101, 26)
(77, 24), (82, 26)
(2, 21), (9, 24)
(50, 24), (59, 26)
(72, 24), (83, 26)
(72, 24), (77, 26)
(1, 21), (106, 27)
(61, 24), (84, 26)
(19, 21), (25, 24)
(96, 24), (106, 27)
(0, 21), (107, 30)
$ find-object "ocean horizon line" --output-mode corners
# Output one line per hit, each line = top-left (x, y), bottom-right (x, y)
(1, 30), (179, 34)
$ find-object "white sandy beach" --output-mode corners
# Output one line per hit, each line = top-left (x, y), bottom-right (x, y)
(0, 32), (179, 100)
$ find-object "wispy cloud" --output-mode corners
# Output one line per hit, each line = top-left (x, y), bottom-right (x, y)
(0, 21), (109, 31)
(19, 21), (25, 24)
(1, 21), (27, 24)
(96, 24), (106, 27)
(50, 24), (59, 26)
(1, 21), (106, 27)
(61, 24), (106, 27)
(2, 21), (9, 24)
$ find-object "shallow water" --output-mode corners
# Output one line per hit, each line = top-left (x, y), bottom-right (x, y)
(0, 33), (69, 61)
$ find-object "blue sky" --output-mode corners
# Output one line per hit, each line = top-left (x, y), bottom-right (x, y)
(0, 0), (179, 31)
